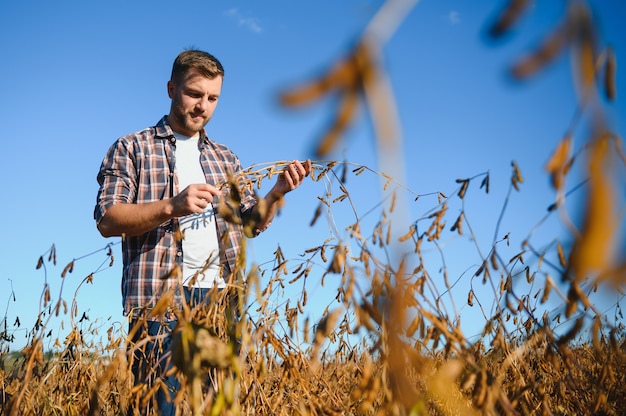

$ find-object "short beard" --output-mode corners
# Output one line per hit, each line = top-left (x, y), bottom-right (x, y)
(171, 107), (207, 136)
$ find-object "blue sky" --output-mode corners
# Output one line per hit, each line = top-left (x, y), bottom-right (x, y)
(1, 0), (624, 351)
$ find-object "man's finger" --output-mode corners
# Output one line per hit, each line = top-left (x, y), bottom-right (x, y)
(292, 160), (307, 178)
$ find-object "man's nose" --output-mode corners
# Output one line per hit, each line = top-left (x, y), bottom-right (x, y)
(196, 98), (208, 112)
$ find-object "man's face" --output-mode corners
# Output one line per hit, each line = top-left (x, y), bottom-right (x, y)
(167, 68), (222, 137)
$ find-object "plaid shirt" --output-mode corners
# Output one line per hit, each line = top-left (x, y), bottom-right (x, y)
(95, 116), (256, 317)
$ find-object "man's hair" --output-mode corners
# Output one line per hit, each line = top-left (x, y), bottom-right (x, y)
(170, 49), (224, 82)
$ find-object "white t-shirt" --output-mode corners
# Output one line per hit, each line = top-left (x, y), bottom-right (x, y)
(174, 132), (224, 289)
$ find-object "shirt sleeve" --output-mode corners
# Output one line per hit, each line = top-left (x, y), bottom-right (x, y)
(94, 137), (137, 225)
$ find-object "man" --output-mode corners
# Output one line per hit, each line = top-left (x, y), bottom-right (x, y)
(95, 49), (310, 415)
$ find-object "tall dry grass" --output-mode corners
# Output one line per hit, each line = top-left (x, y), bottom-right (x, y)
(2, 0), (625, 415)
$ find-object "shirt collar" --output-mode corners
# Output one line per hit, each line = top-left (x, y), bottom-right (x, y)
(156, 116), (211, 145)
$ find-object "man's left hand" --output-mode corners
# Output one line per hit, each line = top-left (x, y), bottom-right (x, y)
(273, 160), (312, 195)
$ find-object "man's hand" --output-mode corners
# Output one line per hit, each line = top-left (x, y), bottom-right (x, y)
(171, 183), (223, 217)
(97, 183), (223, 237)
(246, 160), (312, 237)
(271, 160), (312, 196)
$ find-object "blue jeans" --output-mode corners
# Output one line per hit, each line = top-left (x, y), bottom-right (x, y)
(128, 287), (214, 416)
(128, 319), (179, 416)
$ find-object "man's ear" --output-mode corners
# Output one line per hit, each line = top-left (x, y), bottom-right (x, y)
(167, 80), (175, 99)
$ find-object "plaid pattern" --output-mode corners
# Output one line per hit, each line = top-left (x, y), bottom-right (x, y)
(95, 116), (256, 317)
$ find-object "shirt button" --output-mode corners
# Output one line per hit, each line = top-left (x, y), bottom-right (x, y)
(176, 251), (182, 257)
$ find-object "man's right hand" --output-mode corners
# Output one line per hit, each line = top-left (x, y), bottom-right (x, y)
(97, 183), (223, 238)
(170, 183), (223, 217)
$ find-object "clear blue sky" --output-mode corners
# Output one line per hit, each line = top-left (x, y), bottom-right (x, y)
(1, 0), (624, 351)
